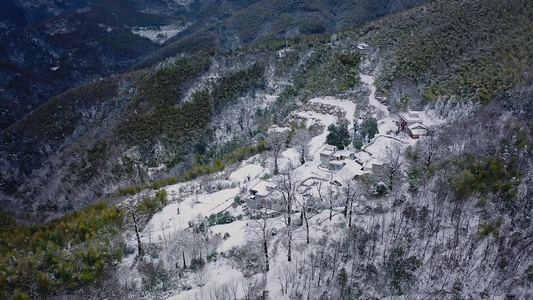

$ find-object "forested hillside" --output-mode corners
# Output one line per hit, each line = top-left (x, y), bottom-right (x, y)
(0, 0), (262, 130)
(0, 0), (533, 298)
(358, 0), (533, 106)
(135, 0), (428, 69)
(0, 0), (426, 130)
(0, 33), (366, 215)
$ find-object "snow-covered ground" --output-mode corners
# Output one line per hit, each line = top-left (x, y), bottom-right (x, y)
(142, 186), (240, 244)
(131, 24), (186, 44)
(360, 73), (389, 117)
(228, 164), (265, 184)
(119, 71), (444, 299)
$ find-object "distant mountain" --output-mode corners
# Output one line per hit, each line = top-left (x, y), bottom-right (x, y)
(0, 0), (161, 130)
(0, 0), (263, 130)
(0, 0), (97, 31)
(0, 35), (364, 215)
(0, 0), (427, 130)
(136, 0), (429, 69)
(0, 0), (27, 30)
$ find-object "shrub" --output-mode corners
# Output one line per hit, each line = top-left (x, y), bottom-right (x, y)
(190, 257), (206, 270)
(118, 184), (143, 196)
(371, 182), (387, 197)
(326, 123), (351, 149)
(479, 222), (500, 238)
(141, 263), (169, 292)
(207, 250), (218, 262)
(166, 176), (178, 185)
(526, 264), (533, 281)
(138, 190), (167, 216)
(0, 202), (124, 297)
(353, 137), (363, 150)
(150, 179), (166, 190)
(12, 289), (30, 300)
(233, 196), (242, 208)
(451, 156), (522, 202)
(208, 211), (235, 226)
(386, 246), (420, 295)
(360, 117), (379, 142)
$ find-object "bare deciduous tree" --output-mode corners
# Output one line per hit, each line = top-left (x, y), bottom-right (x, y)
(274, 167), (298, 262)
(168, 229), (194, 271)
(295, 181), (320, 244)
(382, 141), (404, 191)
(266, 130), (289, 175)
(297, 194), (313, 244)
(316, 174), (338, 222)
(241, 275), (264, 300)
(340, 171), (360, 228)
(420, 133), (441, 169)
(389, 76), (419, 111)
(250, 208), (274, 272)
(193, 265), (208, 286)
(123, 202), (148, 258)
(290, 128), (312, 165)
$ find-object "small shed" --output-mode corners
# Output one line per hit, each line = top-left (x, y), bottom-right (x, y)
(329, 160), (346, 171)
(249, 181), (275, 201)
(363, 158), (384, 172)
(408, 123), (427, 139)
(320, 145), (338, 167)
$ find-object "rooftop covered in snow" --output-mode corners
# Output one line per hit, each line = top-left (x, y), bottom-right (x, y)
(398, 111), (423, 125)
(249, 180), (276, 197)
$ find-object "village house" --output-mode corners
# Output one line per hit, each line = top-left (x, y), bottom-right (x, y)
(246, 180), (276, 211)
(398, 111), (426, 138)
(407, 123), (427, 139)
(320, 145), (356, 171)
(248, 180), (275, 201)
(328, 160), (346, 171)
(320, 145), (338, 167)
(363, 158), (384, 172)
(332, 149), (355, 161)
(398, 111), (423, 128)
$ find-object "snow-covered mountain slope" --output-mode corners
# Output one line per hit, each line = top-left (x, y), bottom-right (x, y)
(0, 34), (368, 214)
(118, 76), (517, 300)
(2, 1), (533, 298)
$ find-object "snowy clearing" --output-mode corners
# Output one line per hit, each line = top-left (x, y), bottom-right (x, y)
(131, 24), (186, 44)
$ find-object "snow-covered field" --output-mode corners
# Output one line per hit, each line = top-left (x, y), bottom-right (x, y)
(143, 186), (241, 244)
(119, 72), (444, 299)
(131, 24), (186, 44)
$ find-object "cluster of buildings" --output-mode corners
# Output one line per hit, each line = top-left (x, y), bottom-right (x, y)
(246, 111), (430, 204)
(317, 111), (429, 173)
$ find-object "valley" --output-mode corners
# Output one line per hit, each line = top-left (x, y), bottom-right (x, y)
(0, 0), (533, 299)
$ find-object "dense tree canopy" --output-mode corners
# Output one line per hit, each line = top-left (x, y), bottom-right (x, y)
(359, 117), (379, 142)
(326, 123), (351, 149)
